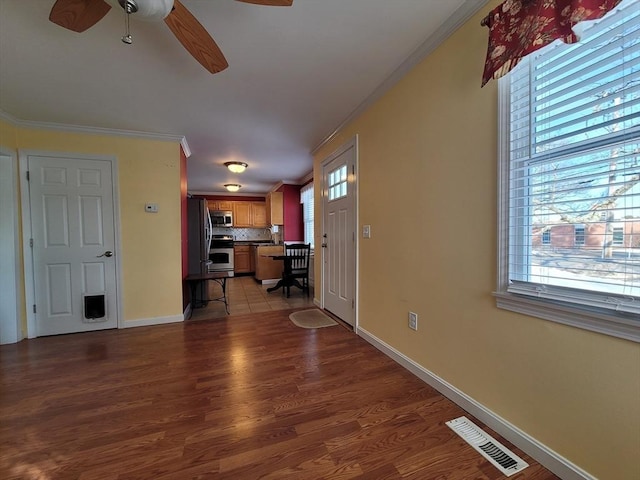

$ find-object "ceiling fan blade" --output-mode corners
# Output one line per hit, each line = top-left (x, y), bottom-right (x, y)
(164, 0), (228, 74)
(236, 0), (293, 6)
(49, 0), (111, 33)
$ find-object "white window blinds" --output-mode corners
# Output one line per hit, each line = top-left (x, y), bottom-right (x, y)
(505, 0), (640, 315)
(300, 182), (314, 248)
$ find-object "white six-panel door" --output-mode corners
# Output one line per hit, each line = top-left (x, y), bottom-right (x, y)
(27, 154), (118, 336)
(322, 139), (356, 326)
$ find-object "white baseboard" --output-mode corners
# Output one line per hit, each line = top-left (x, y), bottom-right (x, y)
(356, 327), (595, 480)
(120, 314), (183, 329)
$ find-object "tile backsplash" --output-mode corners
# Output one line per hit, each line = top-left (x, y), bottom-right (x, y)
(213, 227), (271, 241)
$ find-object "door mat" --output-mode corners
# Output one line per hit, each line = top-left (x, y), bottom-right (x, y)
(289, 309), (338, 329)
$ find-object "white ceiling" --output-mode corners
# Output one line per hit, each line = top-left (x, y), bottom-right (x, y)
(0, 0), (488, 194)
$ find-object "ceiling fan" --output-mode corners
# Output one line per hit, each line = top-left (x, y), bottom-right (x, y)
(48, 0), (293, 74)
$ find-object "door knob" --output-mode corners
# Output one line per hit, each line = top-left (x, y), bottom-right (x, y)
(97, 251), (113, 258)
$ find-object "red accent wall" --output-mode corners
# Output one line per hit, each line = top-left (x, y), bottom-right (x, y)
(277, 184), (303, 242)
(181, 148), (188, 278)
(180, 147), (189, 310)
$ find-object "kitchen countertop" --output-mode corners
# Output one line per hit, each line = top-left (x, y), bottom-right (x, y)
(233, 241), (277, 246)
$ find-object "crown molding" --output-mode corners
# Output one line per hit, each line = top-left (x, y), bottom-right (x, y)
(269, 172), (313, 193)
(0, 109), (188, 147)
(0, 110), (19, 124)
(180, 137), (192, 158)
(312, 0), (491, 155)
(299, 171), (314, 184)
(269, 181), (284, 193)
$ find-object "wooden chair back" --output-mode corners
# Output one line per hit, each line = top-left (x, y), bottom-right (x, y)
(285, 243), (310, 272)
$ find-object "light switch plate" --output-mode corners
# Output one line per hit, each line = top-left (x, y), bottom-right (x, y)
(362, 225), (371, 238)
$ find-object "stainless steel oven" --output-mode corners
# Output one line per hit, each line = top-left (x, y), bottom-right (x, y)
(209, 234), (234, 276)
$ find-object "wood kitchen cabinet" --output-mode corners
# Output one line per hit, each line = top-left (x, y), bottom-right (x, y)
(265, 191), (283, 225)
(207, 198), (268, 227)
(234, 245), (252, 274)
(233, 201), (268, 228)
(208, 200), (233, 211)
(251, 202), (267, 227)
(254, 245), (284, 281)
(249, 245), (257, 272)
(233, 202), (253, 227)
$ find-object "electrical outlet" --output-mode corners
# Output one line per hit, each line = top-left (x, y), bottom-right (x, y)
(408, 311), (418, 331)
(145, 203), (158, 213)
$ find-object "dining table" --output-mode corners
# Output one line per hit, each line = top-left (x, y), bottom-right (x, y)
(184, 271), (230, 315)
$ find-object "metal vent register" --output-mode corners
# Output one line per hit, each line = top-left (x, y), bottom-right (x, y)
(446, 416), (529, 476)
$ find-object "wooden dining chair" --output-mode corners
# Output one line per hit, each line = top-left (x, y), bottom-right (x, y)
(284, 243), (311, 297)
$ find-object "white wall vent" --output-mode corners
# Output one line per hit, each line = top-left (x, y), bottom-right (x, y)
(446, 416), (529, 477)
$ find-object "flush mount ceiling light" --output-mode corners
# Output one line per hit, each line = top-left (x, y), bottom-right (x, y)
(224, 161), (248, 173)
(224, 184), (242, 192)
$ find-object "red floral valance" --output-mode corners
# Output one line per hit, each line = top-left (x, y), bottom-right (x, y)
(481, 0), (623, 86)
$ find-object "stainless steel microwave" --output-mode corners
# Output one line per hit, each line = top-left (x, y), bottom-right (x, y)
(211, 210), (233, 227)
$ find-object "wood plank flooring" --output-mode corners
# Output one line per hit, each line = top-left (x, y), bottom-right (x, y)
(0, 309), (559, 479)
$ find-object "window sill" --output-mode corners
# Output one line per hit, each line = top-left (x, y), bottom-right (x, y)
(493, 291), (640, 343)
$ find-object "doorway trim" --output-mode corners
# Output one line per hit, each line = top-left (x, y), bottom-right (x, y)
(19, 150), (123, 338)
(320, 135), (359, 330)
(0, 148), (22, 344)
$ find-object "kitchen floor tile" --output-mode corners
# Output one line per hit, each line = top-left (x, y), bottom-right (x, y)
(188, 276), (314, 321)
(248, 303), (272, 313)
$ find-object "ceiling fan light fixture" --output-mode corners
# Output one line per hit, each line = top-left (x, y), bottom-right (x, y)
(109, 0), (174, 20)
(49, 0), (288, 74)
(224, 161), (248, 173)
(224, 184), (242, 192)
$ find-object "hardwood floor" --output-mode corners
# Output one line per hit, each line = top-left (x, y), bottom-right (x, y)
(0, 309), (558, 479)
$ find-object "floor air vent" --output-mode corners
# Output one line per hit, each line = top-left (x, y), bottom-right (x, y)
(446, 416), (529, 477)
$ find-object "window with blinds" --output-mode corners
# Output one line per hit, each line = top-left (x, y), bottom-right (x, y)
(498, 0), (640, 340)
(300, 182), (314, 248)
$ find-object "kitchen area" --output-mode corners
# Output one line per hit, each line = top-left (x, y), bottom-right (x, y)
(208, 191), (287, 281)
(185, 184), (313, 317)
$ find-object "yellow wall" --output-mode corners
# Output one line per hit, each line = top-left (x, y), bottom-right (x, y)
(0, 119), (18, 149)
(313, 5), (640, 480)
(1, 120), (183, 325)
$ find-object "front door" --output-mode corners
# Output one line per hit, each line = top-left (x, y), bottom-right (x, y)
(322, 138), (356, 326)
(26, 153), (118, 336)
